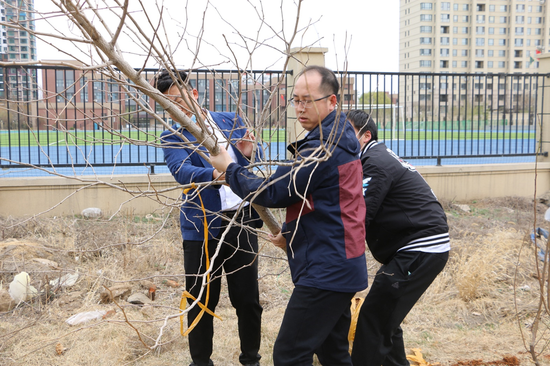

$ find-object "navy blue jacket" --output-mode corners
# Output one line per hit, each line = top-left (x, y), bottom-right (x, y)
(225, 110), (368, 293)
(161, 111), (262, 241)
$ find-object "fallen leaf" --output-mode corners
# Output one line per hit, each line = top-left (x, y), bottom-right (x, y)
(55, 343), (66, 355)
(165, 280), (181, 288)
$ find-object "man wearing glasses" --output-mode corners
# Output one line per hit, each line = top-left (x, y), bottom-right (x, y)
(211, 65), (368, 365)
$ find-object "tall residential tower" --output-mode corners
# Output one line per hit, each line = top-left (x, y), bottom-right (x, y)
(400, 0), (548, 73)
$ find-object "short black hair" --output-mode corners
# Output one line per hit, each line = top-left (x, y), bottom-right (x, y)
(347, 110), (378, 141)
(297, 65), (339, 97)
(153, 69), (191, 94)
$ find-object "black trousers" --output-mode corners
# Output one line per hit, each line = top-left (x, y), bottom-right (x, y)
(183, 210), (262, 366)
(351, 250), (449, 366)
(273, 285), (355, 366)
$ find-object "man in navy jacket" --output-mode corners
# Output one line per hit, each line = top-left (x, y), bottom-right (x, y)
(155, 70), (262, 366)
(212, 66), (368, 366)
(347, 110), (450, 366)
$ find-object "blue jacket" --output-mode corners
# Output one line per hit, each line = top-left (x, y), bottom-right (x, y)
(225, 110), (368, 293)
(161, 111), (262, 241)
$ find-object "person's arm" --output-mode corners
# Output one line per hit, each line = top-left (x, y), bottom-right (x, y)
(161, 131), (218, 184)
(211, 145), (324, 208)
(362, 160), (393, 228)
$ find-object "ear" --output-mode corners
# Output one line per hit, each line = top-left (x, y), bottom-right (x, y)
(363, 130), (372, 144)
(191, 88), (199, 101)
(329, 94), (338, 108)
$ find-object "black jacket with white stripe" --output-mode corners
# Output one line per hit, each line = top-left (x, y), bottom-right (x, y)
(360, 140), (450, 265)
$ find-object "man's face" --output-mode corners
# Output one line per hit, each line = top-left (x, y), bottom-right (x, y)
(163, 84), (199, 119)
(292, 71), (336, 131)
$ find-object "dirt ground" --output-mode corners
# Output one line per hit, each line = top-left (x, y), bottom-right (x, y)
(1, 196), (550, 365)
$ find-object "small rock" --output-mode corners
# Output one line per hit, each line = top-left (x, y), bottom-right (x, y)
(100, 285), (131, 304)
(81, 207), (102, 219)
(452, 204), (471, 213)
(32, 258), (59, 268)
(127, 293), (152, 305)
(164, 280), (181, 288)
(472, 312), (481, 316)
(50, 272), (79, 288)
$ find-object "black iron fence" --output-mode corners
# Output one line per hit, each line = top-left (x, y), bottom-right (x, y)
(0, 66), (543, 176)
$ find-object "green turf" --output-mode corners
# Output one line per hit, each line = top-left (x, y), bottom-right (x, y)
(0, 128), (536, 147)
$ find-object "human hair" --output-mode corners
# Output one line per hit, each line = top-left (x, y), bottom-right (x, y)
(347, 110), (378, 141)
(297, 65), (339, 98)
(153, 69), (191, 94)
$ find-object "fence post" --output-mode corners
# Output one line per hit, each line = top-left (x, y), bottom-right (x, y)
(286, 47), (328, 157)
(537, 54), (550, 162)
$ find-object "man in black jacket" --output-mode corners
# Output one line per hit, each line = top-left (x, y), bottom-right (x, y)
(347, 110), (450, 366)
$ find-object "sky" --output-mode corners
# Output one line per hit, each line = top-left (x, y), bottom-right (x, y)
(34, 0), (400, 73)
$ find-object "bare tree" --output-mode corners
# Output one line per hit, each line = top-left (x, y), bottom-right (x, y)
(0, 0), (342, 355)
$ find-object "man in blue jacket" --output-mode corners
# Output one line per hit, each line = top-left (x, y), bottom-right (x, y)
(211, 66), (368, 366)
(347, 110), (450, 366)
(155, 70), (263, 366)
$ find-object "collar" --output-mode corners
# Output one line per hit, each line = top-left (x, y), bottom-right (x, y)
(360, 140), (378, 157)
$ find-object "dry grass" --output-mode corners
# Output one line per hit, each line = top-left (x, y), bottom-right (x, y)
(1, 197), (550, 365)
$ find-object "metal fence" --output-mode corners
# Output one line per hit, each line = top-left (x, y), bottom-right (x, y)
(0, 66), (543, 176)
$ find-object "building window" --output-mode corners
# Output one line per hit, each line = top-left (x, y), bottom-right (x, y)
(461, 61), (468, 68)
(420, 60), (432, 67)
(476, 15), (485, 23)
(489, 16), (495, 23)
(488, 61), (493, 68)
(420, 2), (432, 10)
(500, 16), (507, 24)
(461, 27), (469, 34)
(420, 37), (432, 44)
(498, 50), (506, 57)
(440, 37), (450, 45)
(500, 5), (507, 12)
(488, 50), (494, 57)
(420, 49), (432, 55)
(489, 5), (495, 12)
(420, 26), (432, 33)
(498, 61), (505, 68)
(535, 28), (542, 35)
(514, 50), (523, 57)
(440, 48), (449, 56)
(475, 38), (485, 46)
(498, 39), (506, 46)
(488, 39), (494, 46)
(514, 38), (524, 47)
(441, 26), (450, 34)
(463, 16), (469, 22)
(461, 38), (469, 45)
(461, 50), (468, 56)
(441, 2), (450, 10)
(440, 60), (449, 68)
(420, 14), (433, 21)
(489, 27), (494, 34)
(476, 26), (485, 35)
(463, 4), (469, 11)
(441, 14), (450, 22)
(475, 61), (484, 69)
(516, 4), (525, 12)
(535, 17), (543, 24)
(515, 27), (524, 35)
(516, 16), (525, 24)
(477, 4), (485, 12)
(475, 49), (484, 57)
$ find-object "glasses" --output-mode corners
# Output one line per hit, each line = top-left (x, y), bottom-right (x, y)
(289, 95), (332, 108)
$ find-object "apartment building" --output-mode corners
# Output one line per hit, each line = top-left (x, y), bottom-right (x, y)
(400, 0), (548, 73)
(399, 0), (543, 118)
(0, 0), (37, 101)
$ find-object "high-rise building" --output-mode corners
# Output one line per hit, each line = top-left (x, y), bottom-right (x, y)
(1, 0), (36, 62)
(0, 0), (36, 101)
(400, 0), (548, 73)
